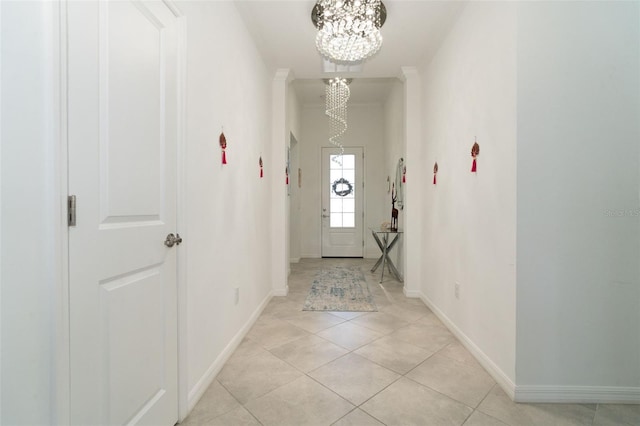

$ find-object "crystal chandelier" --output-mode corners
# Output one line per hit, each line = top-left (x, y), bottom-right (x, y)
(325, 78), (351, 161)
(312, 0), (387, 64)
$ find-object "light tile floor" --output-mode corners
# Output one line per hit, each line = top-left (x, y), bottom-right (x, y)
(181, 258), (640, 426)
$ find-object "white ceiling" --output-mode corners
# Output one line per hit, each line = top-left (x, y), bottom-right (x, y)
(235, 0), (466, 104)
(292, 78), (396, 106)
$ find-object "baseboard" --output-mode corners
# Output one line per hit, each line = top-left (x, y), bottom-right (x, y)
(273, 285), (289, 297)
(301, 253), (321, 258)
(417, 291), (640, 404)
(418, 291), (517, 400)
(187, 290), (273, 412)
(403, 288), (421, 298)
(289, 257), (300, 263)
(514, 385), (640, 404)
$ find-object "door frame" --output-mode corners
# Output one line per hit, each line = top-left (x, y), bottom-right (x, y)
(55, 1), (188, 423)
(320, 146), (365, 258)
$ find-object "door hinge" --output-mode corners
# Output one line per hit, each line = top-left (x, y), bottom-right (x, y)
(68, 195), (76, 227)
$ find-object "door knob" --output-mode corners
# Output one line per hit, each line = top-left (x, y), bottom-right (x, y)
(164, 233), (183, 247)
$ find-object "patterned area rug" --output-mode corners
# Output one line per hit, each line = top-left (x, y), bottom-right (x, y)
(302, 266), (377, 312)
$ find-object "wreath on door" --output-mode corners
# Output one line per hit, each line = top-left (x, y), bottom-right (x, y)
(332, 177), (353, 197)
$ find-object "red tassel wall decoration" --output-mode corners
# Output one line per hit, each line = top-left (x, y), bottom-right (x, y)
(219, 132), (227, 165)
(285, 167), (289, 185)
(402, 166), (406, 183)
(259, 156), (263, 178)
(433, 162), (438, 185)
(471, 140), (480, 173)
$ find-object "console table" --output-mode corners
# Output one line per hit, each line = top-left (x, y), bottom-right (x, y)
(370, 229), (403, 283)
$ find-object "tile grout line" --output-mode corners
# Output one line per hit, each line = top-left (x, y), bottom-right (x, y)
(469, 383), (506, 426)
(197, 259), (540, 426)
(214, 379), (266, 426)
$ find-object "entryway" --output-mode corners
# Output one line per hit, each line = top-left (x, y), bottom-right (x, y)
(321, 147), (364, 257)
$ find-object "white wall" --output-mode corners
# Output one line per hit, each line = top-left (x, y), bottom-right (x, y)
(289, 133), (301, 263)
(270, 70), (291, 293)
(383, 79), (405, 272)
(0, 1), (60, 423)
(418, 1), (517, 387)
(179, 0), (274, 408)
(289, 84), (301, 144)
(299, 103), (387, 258)
(516, 1), (640, 397)
(418, 0), (640, 401)
(401, 67), (424, 297)
(289, 86), (302, 263)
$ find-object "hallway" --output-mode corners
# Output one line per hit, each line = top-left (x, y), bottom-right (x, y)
(2, 1), (640, 422)
(181, 259), (637, 426)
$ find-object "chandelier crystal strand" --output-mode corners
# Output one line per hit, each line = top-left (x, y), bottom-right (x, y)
(325, 78), (350, 165)
(313, 0), (386, 64)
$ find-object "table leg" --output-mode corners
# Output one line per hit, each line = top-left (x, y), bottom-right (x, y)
(382, 234), (403, 283)
(380, 232), (388, 283)
(386, 257), (403, 282)
(370, 230), (385, 272)
(370, 231), (404, 283)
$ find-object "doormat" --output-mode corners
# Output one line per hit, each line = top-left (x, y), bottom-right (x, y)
(302, 266), (377, 312)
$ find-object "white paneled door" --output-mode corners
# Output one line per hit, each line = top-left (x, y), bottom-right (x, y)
(68, 1), (180, 424)
(321, 147), (364, 257)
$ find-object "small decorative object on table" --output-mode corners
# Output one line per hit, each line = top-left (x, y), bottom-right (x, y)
(391, 183), (398, 232)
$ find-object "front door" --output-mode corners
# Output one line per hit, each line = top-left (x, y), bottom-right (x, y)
(321, 147), (364, 257)
(68, 1), (180, 424)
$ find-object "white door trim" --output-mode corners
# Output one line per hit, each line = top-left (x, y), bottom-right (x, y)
(166, 1), (189, 422)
